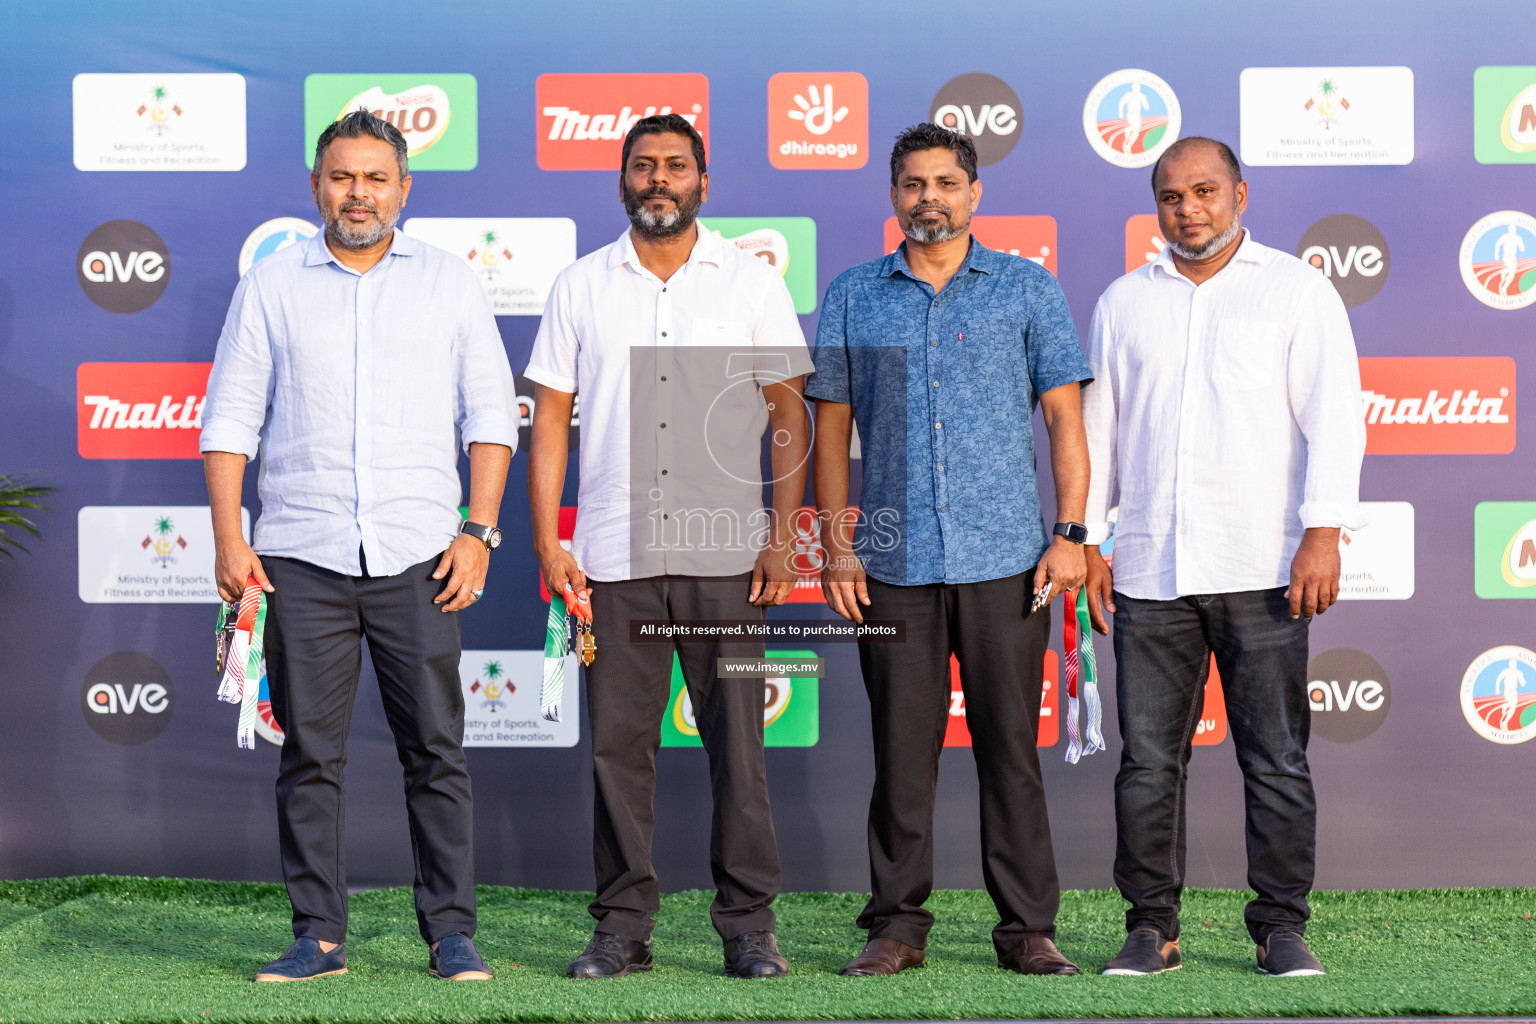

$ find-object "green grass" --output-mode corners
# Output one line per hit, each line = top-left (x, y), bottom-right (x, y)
(1, 877), (1534, 1023)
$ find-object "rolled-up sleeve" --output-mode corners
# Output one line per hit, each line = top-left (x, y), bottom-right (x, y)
(200, 272), (273, 460)
(524, 270), (580, 394)
(1289, 279), (1367, 531)
(454, 270), (519, 454)
(804, 274), (851, 403)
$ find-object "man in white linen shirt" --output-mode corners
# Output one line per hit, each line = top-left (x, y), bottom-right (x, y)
(1081, 137), (1365, 979)
(525, 114), (813, 980)
(201, 110), (516, 984)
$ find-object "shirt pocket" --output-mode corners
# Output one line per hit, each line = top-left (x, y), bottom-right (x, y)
(1212, 318), (1285, 391)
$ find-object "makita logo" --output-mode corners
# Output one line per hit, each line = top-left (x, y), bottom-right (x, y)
(83, 394), (204, 430)
(1358, 357), (1516, 454)
(78, 362), (212, 459)
(536, 73), (709, 170)
(1360, 388), (1509, 425)
(543, 105), (698, 141)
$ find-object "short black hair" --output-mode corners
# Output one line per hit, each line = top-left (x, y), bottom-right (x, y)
(1151, 136), (1242, 191)
(889, 123), (978, 187)
(620, 113), (707, 175)
(313, 108), (409, 181)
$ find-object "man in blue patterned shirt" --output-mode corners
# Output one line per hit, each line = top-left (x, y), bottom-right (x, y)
(807, 124), (1092, 977)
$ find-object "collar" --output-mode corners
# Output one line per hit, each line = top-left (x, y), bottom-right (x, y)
(607, 222), (725, 273)
(1149, 227), (1262, 279)
(881, 234), (996, 280)
(304, 227), (421, 268)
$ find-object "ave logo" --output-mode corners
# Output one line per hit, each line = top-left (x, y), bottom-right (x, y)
(1307, 648), (1391, 742)
(930, 74), (1022, 165)
(77, 221), (170, 313)
(81, 652), (174, 745)
(1296, 214), (1390, 307)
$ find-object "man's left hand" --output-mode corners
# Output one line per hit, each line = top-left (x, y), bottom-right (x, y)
(1286, 527), (1342, 620)
(1033, 536), (1087, 607)
(433, 533), (490, 612)
(750, 536), (796, 607)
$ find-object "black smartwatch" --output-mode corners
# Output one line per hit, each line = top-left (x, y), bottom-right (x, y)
(460, 521), (503, 551)
(1053, 521), (1088, 545)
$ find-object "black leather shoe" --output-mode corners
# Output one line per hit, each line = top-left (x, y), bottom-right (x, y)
(1257, 931), (1324, 977)
(723, 930), (788, 978)
(430, 933), (492, 980)
(566, 931), (654, 978)
(997, 935), (1079, 975)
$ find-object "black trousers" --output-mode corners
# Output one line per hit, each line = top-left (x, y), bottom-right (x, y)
(856, 571), (1060, 953)
(584, 572), (780, 941)
(1111, 587), (1315, 943)
(263, 554), (475, 945)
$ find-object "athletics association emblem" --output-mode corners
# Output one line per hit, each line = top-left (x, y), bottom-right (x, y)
(1083, 69), (1181, 168)
(1461, 646), (1536, 744)
(1459, 211), (1536, 310)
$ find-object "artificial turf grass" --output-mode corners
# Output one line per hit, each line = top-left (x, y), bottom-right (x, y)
(0, 877), (1534, 1023)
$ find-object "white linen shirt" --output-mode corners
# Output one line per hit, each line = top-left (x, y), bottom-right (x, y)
(200, 230), (519, 578)
(1082, 230), (1366, 600)
(524, 226), (813, 581)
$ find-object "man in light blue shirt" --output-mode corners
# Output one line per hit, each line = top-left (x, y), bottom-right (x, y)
(201, 109), (516, 983)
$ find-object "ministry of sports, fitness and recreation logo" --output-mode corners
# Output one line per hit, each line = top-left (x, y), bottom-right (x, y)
(72, 73), (247, 171)
(1460, 211), (1536, 310)
(401, 217), (576, 315)
(78, 504), (244, 604)
(305, 74), (478, 170)
(1308, 649), (1391, 742)
(238, 217), (317, 277)
(81, 652), (174, 745)
(1474, 502), (1536, 598)
(457, 650), (578, 748)
(1473, 67), (1536, 164)
(467, 659), (513, 714)
(1296, 214), (1390, 308)
(929, 73), (1022, 166)
(1461, 646), (1536, 744)
(77, 220), (170, 313)
(699, 217), (819, 313)
(140, 514), (187, 570)
(1083, 69), (1181, 169)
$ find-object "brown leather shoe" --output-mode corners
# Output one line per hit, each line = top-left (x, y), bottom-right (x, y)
(997, 935), (1079, 975)
(841, 937), (925, 976)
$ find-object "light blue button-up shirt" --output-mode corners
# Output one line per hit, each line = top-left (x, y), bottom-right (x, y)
(201, 230), (518, 578)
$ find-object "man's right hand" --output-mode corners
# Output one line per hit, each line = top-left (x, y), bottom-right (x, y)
(215, 537), (273, 604)
(1084, 545), (1116, 635)
(538, 544), (588, 608)
(822, 555), (870, 624)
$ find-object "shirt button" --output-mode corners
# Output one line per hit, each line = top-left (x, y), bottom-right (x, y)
(932, 380), (939, 387)
(663, 513), (669, 519)
(660, 423), (667, 428)
(931, 340), (938, 347)
(1180, 448), (1189, 455)
(937, 465), (945, 472)
(661, 469), (668, 475)
(359, 319), (368, 326)
(935, 422), (942, 429)
(660, 376), (667, 382)
(661, 331), (668, 337)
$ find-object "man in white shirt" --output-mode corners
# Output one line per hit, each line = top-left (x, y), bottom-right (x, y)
(1081, 137), (1365, 979)
(525, 114), (813, 980)
(202, 110), (517, 983)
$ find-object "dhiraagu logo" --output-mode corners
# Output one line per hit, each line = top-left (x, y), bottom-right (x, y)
(1474, 67), (1536, 164)
(661, 650), (819, 747)
(698, 217), (818, 314)
(1475, 502), (1536, 598)
(304, 74), (477, 170)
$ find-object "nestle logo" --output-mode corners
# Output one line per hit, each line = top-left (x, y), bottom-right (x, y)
(77, 362), (211, 459)
(536, 73), (709, 171)
(1358, 357), (1516, 454)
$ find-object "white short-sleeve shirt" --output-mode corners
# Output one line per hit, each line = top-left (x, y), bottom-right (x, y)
(525, 226), (814, 581)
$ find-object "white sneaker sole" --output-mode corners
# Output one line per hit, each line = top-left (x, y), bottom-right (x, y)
(1264, 967), (1324, 977)
(1102, 962), (1182, 976)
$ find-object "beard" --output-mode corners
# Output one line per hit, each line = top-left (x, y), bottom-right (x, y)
(322, 197), (400, 251)
(1168, 217), (1243, 261)
(901, 201), (970, 245)
(623, 181), (704, 239)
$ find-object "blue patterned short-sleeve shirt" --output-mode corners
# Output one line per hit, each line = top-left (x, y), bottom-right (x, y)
(806, 238), (1092, 585)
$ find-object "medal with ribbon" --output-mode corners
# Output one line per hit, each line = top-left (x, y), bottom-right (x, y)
(215, 573), (267, 750)
(540, 585), (593, 723)
(1062, 587), (1106, 764)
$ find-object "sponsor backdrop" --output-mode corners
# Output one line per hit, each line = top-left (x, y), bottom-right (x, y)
(0, 0), (1533, 898)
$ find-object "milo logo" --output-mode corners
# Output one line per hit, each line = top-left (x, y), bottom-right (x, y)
(340, 84), (451, 156)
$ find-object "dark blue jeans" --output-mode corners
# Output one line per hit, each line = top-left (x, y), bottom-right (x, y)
(1111, 587), (1314, 943)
